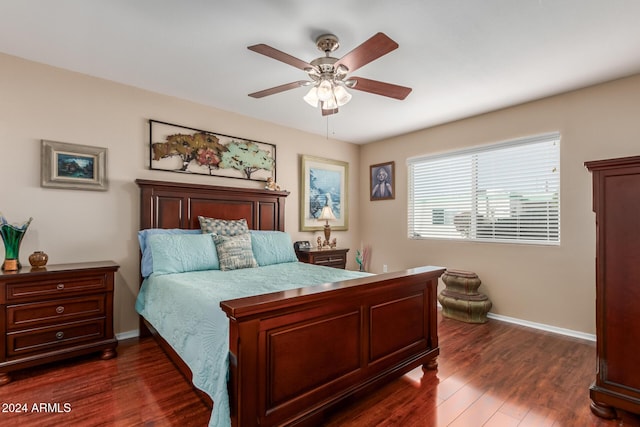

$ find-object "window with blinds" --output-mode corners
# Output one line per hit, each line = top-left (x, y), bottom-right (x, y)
(408, 133), (560, 244)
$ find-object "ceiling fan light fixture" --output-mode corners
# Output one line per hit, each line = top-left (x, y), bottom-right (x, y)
(323, 97), (338, 110)
(316, 79), (334, 102)
(304, 79), (352, 110)
(333, 85), (352, 106)
(303, 86), (319, 107)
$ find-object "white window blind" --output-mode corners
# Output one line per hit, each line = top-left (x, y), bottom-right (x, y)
(408, 133), (560, 244)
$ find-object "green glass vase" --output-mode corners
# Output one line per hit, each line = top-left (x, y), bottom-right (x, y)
(0, 215), (33, 271)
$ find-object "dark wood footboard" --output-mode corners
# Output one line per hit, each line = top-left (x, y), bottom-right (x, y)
(221, 265), (444, 427)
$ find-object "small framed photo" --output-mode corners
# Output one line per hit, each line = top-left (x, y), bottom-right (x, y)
(370, 161), (395, 201)
(41, 140), (108, 191)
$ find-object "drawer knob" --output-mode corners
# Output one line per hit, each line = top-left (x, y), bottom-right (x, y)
(56, 283), (65, 290)
(55, 331), (64, 340)
(56, 306), (65, 314)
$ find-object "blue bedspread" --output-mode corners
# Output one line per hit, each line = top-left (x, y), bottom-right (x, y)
(135, 262), (370, 427)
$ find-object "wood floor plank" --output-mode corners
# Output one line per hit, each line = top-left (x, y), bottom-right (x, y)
(448, 391), (504, 427)
(519, 407), (559, 427)
(496, 400), (530, 421)
(483, 411), (521, 427)
(435, 384), (485, 427)
(435, 375), (468, 401)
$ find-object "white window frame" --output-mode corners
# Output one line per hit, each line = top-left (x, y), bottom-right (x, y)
(407, 133), (560, 245)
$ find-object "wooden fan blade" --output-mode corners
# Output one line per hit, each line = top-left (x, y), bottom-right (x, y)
(322, 108), (338, 116)
(334, 33), (398, 73)
(248, 44), (313, 71)
(248, 81), (308, 98)
(349, 76), (412, 100)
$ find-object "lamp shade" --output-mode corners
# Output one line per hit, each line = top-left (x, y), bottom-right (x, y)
(333, 85), (352, 106)
(317, 205), (336, 221)
(303, 86), (319, 107)
(316, 80), (333, 101)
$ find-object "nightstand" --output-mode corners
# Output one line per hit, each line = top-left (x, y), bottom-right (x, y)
(295, 248), (349, 269)
(0, 260), (119, 385)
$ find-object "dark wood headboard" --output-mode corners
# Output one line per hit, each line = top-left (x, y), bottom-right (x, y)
(136, 179), (290, 231)
(135, 179), (290, 340)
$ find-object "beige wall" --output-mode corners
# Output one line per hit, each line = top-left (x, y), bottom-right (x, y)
(360, 73), (640, 335)
(0, 53), (362, 337)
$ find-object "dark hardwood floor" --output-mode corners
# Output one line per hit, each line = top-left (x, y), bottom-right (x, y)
(1, 313), (638, 426)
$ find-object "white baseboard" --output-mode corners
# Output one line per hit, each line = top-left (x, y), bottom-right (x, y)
(436, 303), (596, 342)
(115, 329), (139, 341)
(486, 312), (596, 342)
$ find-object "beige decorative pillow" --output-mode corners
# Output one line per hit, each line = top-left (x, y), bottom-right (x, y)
(212, 233), (258, 271)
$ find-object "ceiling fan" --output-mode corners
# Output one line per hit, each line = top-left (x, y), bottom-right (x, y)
(247, 32), (412, 116)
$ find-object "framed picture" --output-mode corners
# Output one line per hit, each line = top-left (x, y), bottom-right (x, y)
(149, 120), (276, 182)
(370, 161), (395, 201)
(300, 155), (348, 231)
(41, 140), (108, 191)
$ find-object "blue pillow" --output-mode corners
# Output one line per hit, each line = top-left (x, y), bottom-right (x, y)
(148, 233), (219, 275)
(250, 230), (299, 266)
(138, 228), (200, 277)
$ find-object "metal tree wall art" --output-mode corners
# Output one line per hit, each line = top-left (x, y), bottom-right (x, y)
(149, 120), (276, 182)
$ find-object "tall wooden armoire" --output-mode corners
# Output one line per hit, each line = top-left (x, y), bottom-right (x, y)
(585, 155), (640, 419)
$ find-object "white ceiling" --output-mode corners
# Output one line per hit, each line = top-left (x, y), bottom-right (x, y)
(1, 1), (639, 144)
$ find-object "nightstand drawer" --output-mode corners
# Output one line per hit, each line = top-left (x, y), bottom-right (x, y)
(312, 254), (346, 267)
(7, 295), (106, 331)
(6, 275), (108, 302)
(295, 248), (349, 269)
(7, 319), (105, 357)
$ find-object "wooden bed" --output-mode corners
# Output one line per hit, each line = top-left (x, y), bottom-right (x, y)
(136, 179), (444, 427)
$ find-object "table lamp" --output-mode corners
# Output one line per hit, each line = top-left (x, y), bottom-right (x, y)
(317, 204), (336, 243)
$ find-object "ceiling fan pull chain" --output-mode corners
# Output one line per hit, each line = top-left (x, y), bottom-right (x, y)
(326, 115), (329, 139)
